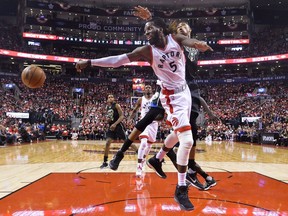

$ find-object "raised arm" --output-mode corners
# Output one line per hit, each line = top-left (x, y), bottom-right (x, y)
(134, 6), (152, 20)
(199, 96), (219, 121)
(174, 34), (213, 52)
(75, 54), (130, 72)
(75, 45), (151, 72)
(129, 97), (142, 120)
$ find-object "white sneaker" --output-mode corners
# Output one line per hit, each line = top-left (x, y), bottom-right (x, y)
(136, 164), (143, 177)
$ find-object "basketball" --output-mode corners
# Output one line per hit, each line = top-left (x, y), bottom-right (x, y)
(21, 65), (46, 88)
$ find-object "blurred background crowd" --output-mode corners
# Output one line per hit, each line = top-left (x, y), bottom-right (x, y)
(0, 0), (287, 146)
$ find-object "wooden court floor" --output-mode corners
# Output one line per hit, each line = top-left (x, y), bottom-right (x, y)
(0, 139), (287, 215)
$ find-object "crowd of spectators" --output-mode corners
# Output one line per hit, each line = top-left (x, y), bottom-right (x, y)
(200, 81), (287, 145)
(0, 74), (287, 146)
(0, 121), (45, 146)
(0, 21), (287, 146)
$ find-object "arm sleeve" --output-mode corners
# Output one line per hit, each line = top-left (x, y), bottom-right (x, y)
(91, 54), (130, 68)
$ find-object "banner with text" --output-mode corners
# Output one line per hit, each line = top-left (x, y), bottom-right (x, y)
(6, 112), (29, 119)
(26, 17), (247, 33)
(23, 32), (249, 46)
(26, 0), (247, 18)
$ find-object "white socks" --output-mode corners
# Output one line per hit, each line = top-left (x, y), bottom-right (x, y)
(178, 172), (187, 186)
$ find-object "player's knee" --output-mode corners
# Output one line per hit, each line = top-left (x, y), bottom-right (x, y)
(136, 119), (151, 132)
(154, 110), (165, 121)
(178, 130), (194, 149)
(177, 130), (193, 166)
(140, 138), (148, 149)
(140, 137), (148, 143)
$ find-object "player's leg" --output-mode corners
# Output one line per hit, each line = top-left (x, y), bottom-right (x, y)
(174, 128), (194, 211)
(136, 136), (148, 177)
(109, 107), (164, 170)
(131, 143), (139, 153)
(143, 142), (152, 160)
(141, 142), (152, 171)
(109, 127), (141, 171)
(121, 107), (163, 153)
(143, 121), (158, 160)
(147, 131), (178, 178)
(166, 148), (178, 169)
(147, 88), (194, 210)
(100, 137), (112, 169)
(137, 121), (158, 176)
(187, 112), (216, 190)
(185, 112), (204, 189)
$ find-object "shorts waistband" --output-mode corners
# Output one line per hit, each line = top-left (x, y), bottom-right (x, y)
(161, 84), (187, 95)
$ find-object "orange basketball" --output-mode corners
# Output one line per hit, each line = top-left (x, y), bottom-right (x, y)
(21, 65), (46, 88)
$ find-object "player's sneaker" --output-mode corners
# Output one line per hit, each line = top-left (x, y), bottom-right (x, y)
(147, 155), (167, 179)
(203, 177), (217, 190)
(186, 173), (204, 190)
(100, 162), (108, 169)
(109, 151), (124, 171)
(174, 185), (194, 211)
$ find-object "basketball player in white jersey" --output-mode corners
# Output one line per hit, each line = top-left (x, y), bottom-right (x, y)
(129, 85), (159, 177)
(75, 17), (212, 211)
(134, 6), (217, 191)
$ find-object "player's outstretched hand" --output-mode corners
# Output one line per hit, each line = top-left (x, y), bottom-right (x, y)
(75, 60), (90, 72)
(134, 5), (151, 20)
(195, 41), (214, 52)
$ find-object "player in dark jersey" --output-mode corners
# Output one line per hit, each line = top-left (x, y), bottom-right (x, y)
(174, 22), (217, 190)
(100, 94), (137, 169)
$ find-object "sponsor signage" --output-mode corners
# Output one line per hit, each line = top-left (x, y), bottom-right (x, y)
(198, 53), (288, 65)
(241, 117), (261, 123)
(6, 112), (29, 119)
(23, 32), (57, 40)
(23, 32), (147, 45)
(218, 39), (249, 44)
(0, 49), (287, 67)
(260, 133), (277, 144)
(24, 33), (249, 47)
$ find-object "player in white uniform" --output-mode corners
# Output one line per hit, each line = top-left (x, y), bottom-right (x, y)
(129, 85), (159, 177)
(150, 34), (191, 132)
(133, 6), (218, 190)
(75, 17), (212, 211)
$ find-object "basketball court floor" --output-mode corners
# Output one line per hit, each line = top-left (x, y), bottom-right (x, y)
(0, 139), (287, 215)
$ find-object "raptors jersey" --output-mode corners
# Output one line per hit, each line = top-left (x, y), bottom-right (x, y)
(150, 34), (186, 89)
(140, 95), (152, 119)
(139, 95), (159, 143)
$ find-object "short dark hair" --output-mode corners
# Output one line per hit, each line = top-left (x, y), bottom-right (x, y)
(149, 17), (169, 35)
